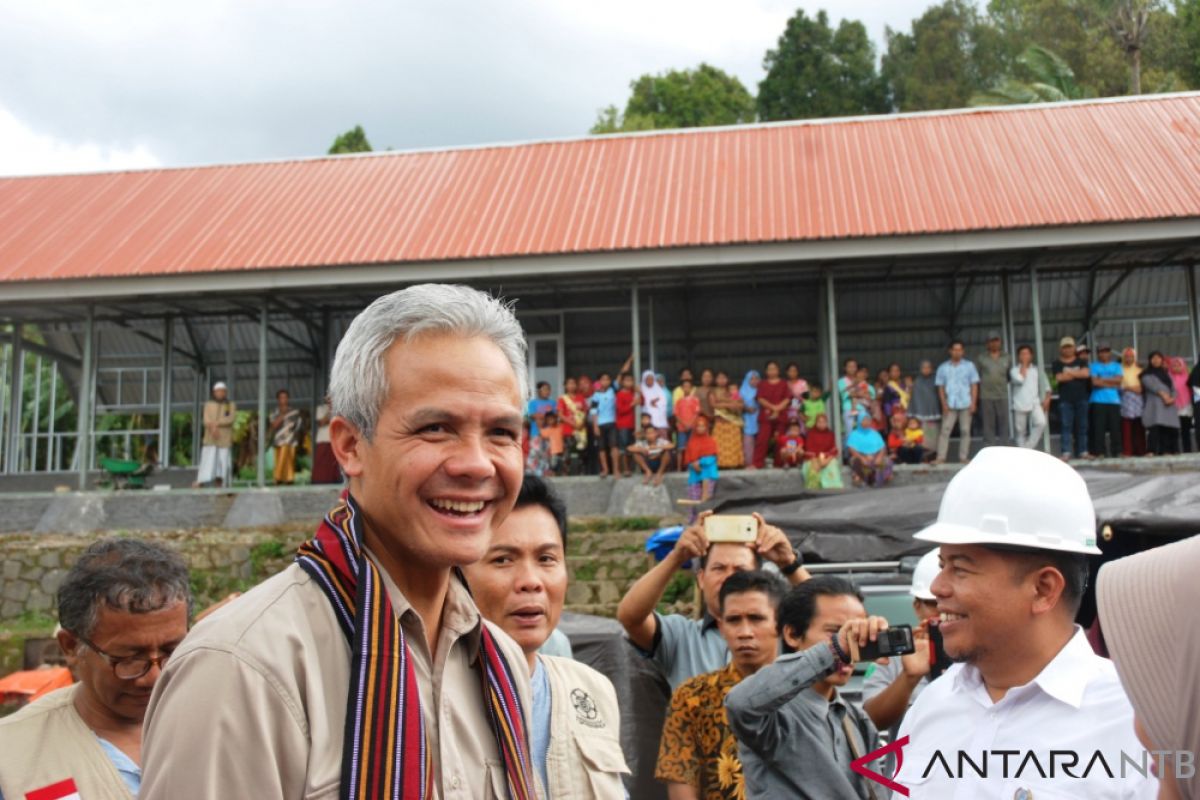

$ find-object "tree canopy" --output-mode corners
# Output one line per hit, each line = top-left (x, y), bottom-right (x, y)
(328, 125), (372, 155)
(590, 64), (755, 134)
(757, 9), (888, 121)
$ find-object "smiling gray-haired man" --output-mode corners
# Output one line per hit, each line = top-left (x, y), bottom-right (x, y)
(142, 284), (539, 800)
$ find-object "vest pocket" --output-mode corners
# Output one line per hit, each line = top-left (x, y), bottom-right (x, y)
(573, 730), (630, 799)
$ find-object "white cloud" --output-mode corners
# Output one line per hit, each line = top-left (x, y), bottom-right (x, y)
(0, 103), (161, 176)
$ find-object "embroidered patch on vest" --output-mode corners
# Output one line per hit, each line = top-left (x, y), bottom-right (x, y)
(571, 688), (606, 728)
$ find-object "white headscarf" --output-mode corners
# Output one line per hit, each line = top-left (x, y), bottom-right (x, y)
(640, 369), (669, 429)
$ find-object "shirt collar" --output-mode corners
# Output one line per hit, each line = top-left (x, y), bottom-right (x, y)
(952, 627), (1096, 709)
(701, 612), (721, 634)
(366, 550), (484, 662)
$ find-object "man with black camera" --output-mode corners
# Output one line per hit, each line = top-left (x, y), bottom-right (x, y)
(617, 512), (810, 689)
(724, 576), (890, 800)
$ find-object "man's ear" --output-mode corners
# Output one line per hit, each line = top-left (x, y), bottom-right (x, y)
(329, 416), (366, 478)
(782, 624), (805, 651)
(57, 628), (80, 669)
(1030, 566), (1068, 617)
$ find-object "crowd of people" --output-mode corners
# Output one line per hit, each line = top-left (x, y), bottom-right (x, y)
(523, 331), (1200, 492)
(0, 285), (1196, 800)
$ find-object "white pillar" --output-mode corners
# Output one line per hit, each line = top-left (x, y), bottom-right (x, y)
(5, 328), (23, 473)
(77, 308), (95, 489)
(1187, 263), (1199, 364)
(1030, 267), (1050, 452)
(159, 317), (174, 467)
(825, 274), (843, 446)
(257, 301), (269, 488)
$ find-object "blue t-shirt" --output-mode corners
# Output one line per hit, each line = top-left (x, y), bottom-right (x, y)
(1090, 361), (1122, 405)
(526, 397), (556, 437)
(591, 387), (617, 426)
(531, 658), (552, 795)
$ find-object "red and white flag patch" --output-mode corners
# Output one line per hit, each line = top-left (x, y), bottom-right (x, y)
(25, 778), (82, 800)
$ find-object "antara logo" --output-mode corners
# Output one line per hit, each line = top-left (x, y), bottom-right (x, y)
(851, 736), (1195, 796)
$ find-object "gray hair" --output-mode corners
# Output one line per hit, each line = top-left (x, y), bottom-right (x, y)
(329, 284), (529, 440)
(58, 539), (193, 639)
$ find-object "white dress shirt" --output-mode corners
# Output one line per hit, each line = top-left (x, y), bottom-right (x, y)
(893, 628), (1157, 800)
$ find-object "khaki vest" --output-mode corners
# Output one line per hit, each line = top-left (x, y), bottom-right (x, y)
(539, 655), (630, 800)
(0, 684), (133, 800)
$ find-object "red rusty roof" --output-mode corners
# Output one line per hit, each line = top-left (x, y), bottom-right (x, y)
(2, 94), (1200, 284)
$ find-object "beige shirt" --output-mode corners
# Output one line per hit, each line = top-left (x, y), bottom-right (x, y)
(540, 655), (630, 799)
(0, 684), (133, 800)
(141, 561), (533, 800)
(201, 400), (236, 448)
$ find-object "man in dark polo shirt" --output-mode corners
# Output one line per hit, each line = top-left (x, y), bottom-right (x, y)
(1053, 337), (1091, 461)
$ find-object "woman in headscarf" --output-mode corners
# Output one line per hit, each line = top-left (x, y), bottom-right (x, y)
(1098, 534), (1200, 800)
(656, 372), (673, 424)
(1140, 351), (1180, 455)
(1119, 348), (1146, 457)
(802, 413), (843, 489)
(683, 415), (719, 520)
(640, 370), (670, 437)
(1170, 357), (1194, 454)
(740, 370), (761, 468)
(784, 363), (809, 431)
(752, 360), (791, 468)
(709, 370), (744, 469)
(846, 417), (893, 488)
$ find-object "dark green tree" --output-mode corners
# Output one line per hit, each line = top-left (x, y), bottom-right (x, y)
(328, 125), (372, 155)
(757, 9), (889, 120)
(883, 0), (1008, 111)
(590, 64), (755, 134)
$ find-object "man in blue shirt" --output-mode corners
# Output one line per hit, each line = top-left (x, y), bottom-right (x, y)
(1089, 343), (1124, 458)
(589, 373), (619, 477)
(934, 340), (981, 464)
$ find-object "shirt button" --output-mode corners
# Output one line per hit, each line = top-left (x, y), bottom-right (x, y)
(451, 775), (462, 789)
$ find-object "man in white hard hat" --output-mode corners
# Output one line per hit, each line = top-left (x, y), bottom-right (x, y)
(891, 447), (1156, 799)
(861, 548), (939, 742)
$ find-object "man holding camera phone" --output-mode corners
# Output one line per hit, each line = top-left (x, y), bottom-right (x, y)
(617, 511), (811, 689)
(724, 576), (893, 799)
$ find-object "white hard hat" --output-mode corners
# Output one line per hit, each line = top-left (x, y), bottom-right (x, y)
(914, 447), (1101, 555)
(909, 548), (940, 600)
(212, 381), (228, 391)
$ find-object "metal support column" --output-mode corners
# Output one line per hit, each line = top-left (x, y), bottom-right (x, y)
(30, 356), (42, 471)
(192, 368), (203, 466)
(1029, 267), (1050, 452)
(159, 317), (174, 467)
(78, 308), (95, 489)
(48, 362), (58, 471)
(225, 316), (235, 392)
(257, 301), (269, 488)
(1187, 263), (1200, 364)
(1000, 274), (1016, 440)
(5, 329), (24, 473)
(647, 295), (656, 374)
(824, 274), (843, 446)
(631, 281), (641, 430)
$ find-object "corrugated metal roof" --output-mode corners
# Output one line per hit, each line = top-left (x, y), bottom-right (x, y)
(2, 94), (1199, 285)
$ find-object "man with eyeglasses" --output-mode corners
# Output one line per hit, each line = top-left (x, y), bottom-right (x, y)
(0, 539), (191, 800)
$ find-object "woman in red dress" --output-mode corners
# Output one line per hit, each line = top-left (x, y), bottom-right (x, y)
(752, 360), (791, 468)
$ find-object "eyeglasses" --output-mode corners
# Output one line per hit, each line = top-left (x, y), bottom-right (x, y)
(73, 632), (173, 680)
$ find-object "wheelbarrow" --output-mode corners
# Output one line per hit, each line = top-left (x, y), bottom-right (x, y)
(100, 457), (153, 490)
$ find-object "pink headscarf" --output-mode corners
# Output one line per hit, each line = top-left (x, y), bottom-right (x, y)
(1169, 357), (1190, 410)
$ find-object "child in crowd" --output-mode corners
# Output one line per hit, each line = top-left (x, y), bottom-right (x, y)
(886, 415), (907, 458)
(629, 415), (675, 485)
(615, 372), (637, 477)
(525, 420), (550, 476)
(673, 373), (701, 471)
(802, 413), (843, 489)
(683, 415), (719, 520)
(775, 421), (805, 469)
(904, 416), (926, 463)
(803, 385), (827, 429)
(541, 411), (565, 475)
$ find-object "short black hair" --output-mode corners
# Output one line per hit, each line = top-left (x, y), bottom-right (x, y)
(1017, 344), (1034, 356)
(949, 339), (965, 349)
(719, 569), (787, 617)
(536, 381), (550, 391)
(276, 388), (289, 398)
(679, 367), (694, 379)
(515, 474), (568, 547)
(777, 576), (864, 652)
(843, 358), (858, 369)
(598, 372), (611, 380)
(699, 545), (764, 570)
(998, 546), (1090, 616)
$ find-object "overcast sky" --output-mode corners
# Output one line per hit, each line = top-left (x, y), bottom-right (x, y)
(0, 0), (931, 176)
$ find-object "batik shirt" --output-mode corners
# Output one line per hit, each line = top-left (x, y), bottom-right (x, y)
(656, 661), (747, 800)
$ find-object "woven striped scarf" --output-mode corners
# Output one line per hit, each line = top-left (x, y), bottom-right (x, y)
(297, 492), (537, 800)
